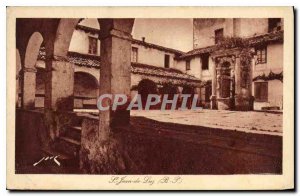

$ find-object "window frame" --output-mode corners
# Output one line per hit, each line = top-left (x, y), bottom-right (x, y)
(131, 47), (138, 63)
(186, 59), (191, 71)
(88, 36), (98, 55)
(214, 28), (224, 44)
(268, 18), (282, 32)
(201, 53), (209, 70)
(256, 46), (267, 64)
(164, 54), (170, 68)
(254, 81), (268, 102)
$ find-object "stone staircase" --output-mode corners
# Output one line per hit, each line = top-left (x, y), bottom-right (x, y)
(41, 113), (86, 170)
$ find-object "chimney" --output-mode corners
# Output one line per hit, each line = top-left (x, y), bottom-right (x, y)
(142, 37), (145, 42)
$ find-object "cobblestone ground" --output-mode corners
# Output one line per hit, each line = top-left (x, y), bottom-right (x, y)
(131, 109), (283, 136)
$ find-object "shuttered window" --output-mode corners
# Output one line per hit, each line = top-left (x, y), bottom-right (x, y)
(88, 37), (98, 55)
(131, 47), (138, 62)
(254, 82), (268, 102)
(186, 60), (191, 71)
(164, 54), (170, 68)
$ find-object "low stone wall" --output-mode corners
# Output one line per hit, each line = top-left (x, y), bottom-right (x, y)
(16, 109), (49, 171)
(15, 109), (80, 173)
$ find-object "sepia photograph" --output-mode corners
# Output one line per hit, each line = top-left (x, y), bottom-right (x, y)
(6, 6), (294, 190)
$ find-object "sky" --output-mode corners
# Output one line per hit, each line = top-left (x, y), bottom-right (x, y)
(79, 18), (193, 52)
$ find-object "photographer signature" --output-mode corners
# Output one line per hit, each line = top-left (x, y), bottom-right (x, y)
(33, 155), (60, 166)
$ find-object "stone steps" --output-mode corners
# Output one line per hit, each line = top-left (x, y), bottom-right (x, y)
(61, 125), (82, 141)
(51, 114), (83, 158)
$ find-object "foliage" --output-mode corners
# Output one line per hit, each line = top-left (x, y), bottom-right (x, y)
(216, 36), (254, 66)
(253, 71), (283, 82)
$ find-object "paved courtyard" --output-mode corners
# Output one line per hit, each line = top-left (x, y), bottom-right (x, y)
(130, 109), (283, 136)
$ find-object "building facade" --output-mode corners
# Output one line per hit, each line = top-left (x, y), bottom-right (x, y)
(17, 18), (283, 111)
(18, 20), (201, 110)
(176, 18), (284, 110)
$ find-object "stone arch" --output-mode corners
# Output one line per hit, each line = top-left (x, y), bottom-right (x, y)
(52, 19), (81, 58)
(137, 79), (158, 108)
(74, 71), (99, 109)
(182, 85), (195, 108)
(159, 83), (178, 96)
(159, 83), (179, 109)
(35, 67), (46, 108)
(24, 32), (44, 69)
(20, 31), (44, 109)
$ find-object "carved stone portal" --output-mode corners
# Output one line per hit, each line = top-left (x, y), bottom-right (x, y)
(212, 50), (253, 111)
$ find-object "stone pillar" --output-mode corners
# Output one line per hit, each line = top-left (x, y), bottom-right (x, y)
(234, 57), (241, 96)
(210, 58), (217, 109)
(98, 27), (132, 140)
(44, 56), (74, 111)
(250, 58), (255, 97)
(249, 57), (255, 110)
(21, 67), (37, 109)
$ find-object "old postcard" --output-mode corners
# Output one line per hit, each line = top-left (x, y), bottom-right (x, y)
(6, 6), (294, 190)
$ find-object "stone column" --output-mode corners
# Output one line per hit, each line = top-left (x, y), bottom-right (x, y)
(249, 58), (255, 97)
(210, 57), (217, 109)
(249, 57), (255, 110)
(44, 56), (74, 111)
(234, 57), (241, 96)
(234, 56), (243, 110)
(98, 27), (132, 140)
(21, 67), (37, 109)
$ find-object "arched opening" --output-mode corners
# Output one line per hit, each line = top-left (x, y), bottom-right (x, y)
(21, 31), (44, 109)
(182, 85), (195, 108)
(35, 67), (46, 108)
(74, 72), (99, 109)
(24, 32), (44, 69)
(68, 19), (100, 56)
(137, 79), (158, 108)
(159, 83), (178, 109)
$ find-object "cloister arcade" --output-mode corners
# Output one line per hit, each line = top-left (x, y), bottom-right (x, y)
(16, 18), (135, 141)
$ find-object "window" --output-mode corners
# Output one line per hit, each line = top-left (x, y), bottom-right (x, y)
(215, 28), (224, 44)
(164, 54), (170, 68)
(88, 36), (98, 55)
(256, 47), (267, 64)
(201, 53), (209, 70)
(186, 60), (191, 71)
(131, 47), (138, 62)
(254, 82), (268, 102)
(268, 18), (282, 32)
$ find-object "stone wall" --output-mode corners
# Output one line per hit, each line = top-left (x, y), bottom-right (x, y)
(15, 109), (80, 173)
(16, 109), (49, 172)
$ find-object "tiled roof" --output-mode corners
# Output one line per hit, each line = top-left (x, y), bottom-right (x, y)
(68, 52), (100, 68)
(177, 45), (215, 60)
(131, 62), (200, 82)
(177, 30), (284, 60)
(75, 24), (100, 35)
(37, 48), (199, 83)
(37, 48), (101, 68)
(132, 39), (185, 56)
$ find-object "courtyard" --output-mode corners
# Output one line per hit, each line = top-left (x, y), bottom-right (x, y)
(131, 109), (283, 136)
